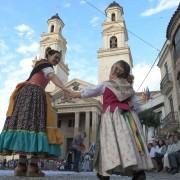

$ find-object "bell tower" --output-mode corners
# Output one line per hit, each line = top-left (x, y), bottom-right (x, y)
(97, 1), (133, 83)
(39, 13), (69, 92)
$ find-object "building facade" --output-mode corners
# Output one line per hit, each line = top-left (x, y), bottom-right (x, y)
(157, 4), (180, 134)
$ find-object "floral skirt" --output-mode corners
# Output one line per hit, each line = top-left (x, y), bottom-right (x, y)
(93, 107), (153, 176)
(0, 84), (61, 157)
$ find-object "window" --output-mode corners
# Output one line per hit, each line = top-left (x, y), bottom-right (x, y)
(177, 71), (180, 86)
(57, 114), (61, 128)
(68, 119), (74, 127)
(50, 25), (54, 32)
(110, 36), (117, 48)
(111, 13), (115, 21)
(90, 112), (92, 127)
(168, 95), (174, 113)
(66, 138), (73, 152)
(174, 27), (180, 60)
(59, 27), (61, 34)
(164, 62), (168, 74)
(57, 120), (61, 128)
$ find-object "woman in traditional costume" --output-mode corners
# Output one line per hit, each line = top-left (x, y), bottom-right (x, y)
(0, 47), (71, 177)
(70, 60), (153, 180)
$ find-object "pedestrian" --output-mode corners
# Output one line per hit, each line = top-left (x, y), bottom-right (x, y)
(82, 152), (92, 172)
(66, 151), (73, 171)
(0, 47), (72, 177)
(71, 132), (86, 172)
(69, 60), (153, 180)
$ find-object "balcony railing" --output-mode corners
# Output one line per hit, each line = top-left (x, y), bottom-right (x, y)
(160, 73), (173, 95)
(161, 111), (179, 129)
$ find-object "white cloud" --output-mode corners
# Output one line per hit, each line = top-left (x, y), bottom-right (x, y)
(80, 0), (86, 4)
(0, 57), (33, 132)
(67, 56), (97, 84)
(0, 64), (17, 73)
(16, 41), (39, 55)
(15, 24), (34, 39)
(0, 40), (8, 53)
(141, 0), (179, 16)
(67, 43), (85, 54)
(0, 40), (18, 67)
(90, 16), (100, 27)
(132, 63), (161, 92)
(64, 2), (71, 8)
(0, 40), (9, 65)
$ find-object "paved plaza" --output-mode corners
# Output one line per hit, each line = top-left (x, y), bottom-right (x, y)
(0, 170), (180, 180)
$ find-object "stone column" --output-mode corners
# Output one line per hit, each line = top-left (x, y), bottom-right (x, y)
(85, 111), (90, 150)
(74, 112), (79, 137)
(92, 111), (98, 143)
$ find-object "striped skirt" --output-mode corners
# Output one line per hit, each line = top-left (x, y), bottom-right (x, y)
(0, 84), (61, 157)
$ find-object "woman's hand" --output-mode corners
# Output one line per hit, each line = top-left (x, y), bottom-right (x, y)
(47, 73), (81, 98)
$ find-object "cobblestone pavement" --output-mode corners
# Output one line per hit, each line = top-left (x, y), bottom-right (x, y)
(0, 170), (180, 180)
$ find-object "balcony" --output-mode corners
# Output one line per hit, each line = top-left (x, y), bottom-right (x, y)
(160, 73), (173, 95)
(161, 111), (179, 130)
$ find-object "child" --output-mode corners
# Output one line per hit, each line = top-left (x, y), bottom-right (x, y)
(69, 60), (153, 180)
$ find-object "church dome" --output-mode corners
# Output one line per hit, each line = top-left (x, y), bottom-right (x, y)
(49, 13), (60, 20)
(107, 1), (121, 9)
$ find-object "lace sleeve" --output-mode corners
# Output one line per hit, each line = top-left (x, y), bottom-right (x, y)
(42, 67), (55, 78)
(80, 84), (105, 98)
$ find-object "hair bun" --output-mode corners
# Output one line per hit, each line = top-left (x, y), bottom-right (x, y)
(45, 47), (52, 58)
(127, 74), (134, 84)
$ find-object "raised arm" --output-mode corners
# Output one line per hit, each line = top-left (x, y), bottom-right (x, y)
(80, 84), (105, 98)
(47, 73), (71, 93)
(65, 83), (105, 98)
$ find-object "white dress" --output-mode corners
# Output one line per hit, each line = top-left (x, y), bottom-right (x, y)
(80, 79), (153, 176)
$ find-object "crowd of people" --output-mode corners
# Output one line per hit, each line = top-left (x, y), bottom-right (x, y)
(148, 131), (180, 175)
(0, 150), (94, 172)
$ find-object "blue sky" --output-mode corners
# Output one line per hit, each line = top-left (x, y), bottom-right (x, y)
(0, 0), (179, 131)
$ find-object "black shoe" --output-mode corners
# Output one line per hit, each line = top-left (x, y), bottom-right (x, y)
(97, 173), (101, 180)
(132, 170), (146, 180)
(167, 168), (173, 173)
(97, 173), (110, 180)
(170, 168), (179, 175)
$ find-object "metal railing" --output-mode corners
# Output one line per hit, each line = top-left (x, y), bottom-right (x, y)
(161, 111), (179, 129)
(160, 73), (172, 89)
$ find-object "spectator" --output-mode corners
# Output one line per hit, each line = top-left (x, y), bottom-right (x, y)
(71, 132), (86, 172)
(163, 135), (177, 171)
(154, 140), (167, 172)
(81, 153), (92, 172)
(66, 151), (73, 171)
(149, 141), (159, 171)
(168, 134), (180, 174)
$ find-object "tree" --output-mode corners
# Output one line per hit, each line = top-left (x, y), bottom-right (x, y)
(138, 109), (160, 128)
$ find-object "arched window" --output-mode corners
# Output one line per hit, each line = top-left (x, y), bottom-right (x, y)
(59, 27), (61, 34)
(50, 25), (54, 32)
(111, 13), (115, 21)
(110, 36), (117, 48)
